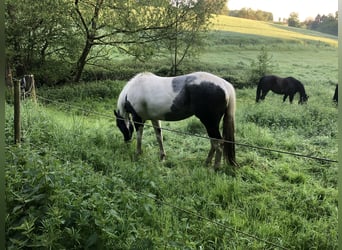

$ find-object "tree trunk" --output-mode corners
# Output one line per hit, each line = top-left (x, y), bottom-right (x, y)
(72, 40), (93, 82)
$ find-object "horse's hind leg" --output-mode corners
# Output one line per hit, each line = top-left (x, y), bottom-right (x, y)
(205, 140), (215, 166)
(203, 122), (223, 169)
(205, 139), (222, 170)
(151, 120), (166, 161)
(213, 139), (223, 170)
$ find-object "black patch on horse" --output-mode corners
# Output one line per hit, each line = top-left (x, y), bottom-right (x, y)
(114, 110), (134, 141)
(166, 81), (226, 126)
(171, 75), (197, 92)
(188, 81), (227, 128)
(124, 96), (144, 130)
(165, 85), (192, 120)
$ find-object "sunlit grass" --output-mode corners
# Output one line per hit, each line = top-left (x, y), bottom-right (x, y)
(211, 15), (337, 47)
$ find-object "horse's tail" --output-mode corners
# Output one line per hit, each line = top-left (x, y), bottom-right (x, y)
(256, 78), (263, 102)
(222, 93), (238, 167)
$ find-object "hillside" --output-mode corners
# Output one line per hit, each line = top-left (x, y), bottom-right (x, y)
(210, 15), (337, 47)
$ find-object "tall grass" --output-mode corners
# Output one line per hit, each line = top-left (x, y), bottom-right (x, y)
(5, 18), (338, 249)
(5, 78), (337, 249)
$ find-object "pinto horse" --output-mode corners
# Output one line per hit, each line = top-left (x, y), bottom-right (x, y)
(114, 72), (238, 169)
(256, 75), (309, 104)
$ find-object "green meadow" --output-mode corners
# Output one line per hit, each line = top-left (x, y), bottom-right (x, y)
(5, 15), (338, 249)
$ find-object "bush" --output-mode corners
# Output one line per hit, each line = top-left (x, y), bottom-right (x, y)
(248, 46), (274, 87)
(32, 60), (71, 86)
(39, 80), (124, 103)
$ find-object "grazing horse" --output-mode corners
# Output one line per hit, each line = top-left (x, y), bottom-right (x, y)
(256, 75), (309, 104)
(114, 72), (238, 169)
(333, 84), (338, 103)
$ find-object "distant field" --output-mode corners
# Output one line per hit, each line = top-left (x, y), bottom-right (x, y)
(210, 15), (337, 47)
(192, 15), (338, 89)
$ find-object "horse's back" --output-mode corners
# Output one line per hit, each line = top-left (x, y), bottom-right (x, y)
(258, 75), (284, 93)
(285, 76), (300, 85)
(259, 75), (282, 85)
(260, 75), (277, 82)
(120, 72), (235, 121)
(127, 71), (234, 99)
(188, 72), (236, 97)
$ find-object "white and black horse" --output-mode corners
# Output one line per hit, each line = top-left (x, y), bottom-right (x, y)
(114, 72), (238, 169)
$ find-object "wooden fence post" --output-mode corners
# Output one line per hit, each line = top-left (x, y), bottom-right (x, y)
(14, 79), (21, 144)
(30, 76), (37, 104)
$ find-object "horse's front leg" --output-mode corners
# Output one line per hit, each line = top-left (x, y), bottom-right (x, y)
(136, 124), (144, 155)
(151, 120), (166, 161)
(289, 94), (294, 104)
(283, 94), (288, 102)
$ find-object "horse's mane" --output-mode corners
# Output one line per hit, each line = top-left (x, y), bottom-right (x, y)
(295, 79), (306, 95)
(117, 83), (130, 116)
(288, 77), (306, 95)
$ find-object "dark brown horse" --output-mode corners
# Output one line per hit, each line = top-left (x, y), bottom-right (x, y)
(256, 75), (309, 104)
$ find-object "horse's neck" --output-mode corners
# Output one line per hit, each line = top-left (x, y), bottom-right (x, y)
(297, 83), (306, 96)
(117, 90), (128, 115)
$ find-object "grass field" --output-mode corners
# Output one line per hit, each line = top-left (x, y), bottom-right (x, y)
(5, 16), (338, 249)
(211, 15), (338, 47)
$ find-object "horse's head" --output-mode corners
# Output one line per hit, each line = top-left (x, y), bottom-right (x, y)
(114, 110), (134, 142)
(298, 94), (309, 104)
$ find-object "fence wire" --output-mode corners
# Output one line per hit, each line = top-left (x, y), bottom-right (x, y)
(36, 95), (337, 164)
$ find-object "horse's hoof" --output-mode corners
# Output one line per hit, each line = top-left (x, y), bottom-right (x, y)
(232, 162), (240, 168)
(160, 154), (166, 161)
(213, 163), (221, 171)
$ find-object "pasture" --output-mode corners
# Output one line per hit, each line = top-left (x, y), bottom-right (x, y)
(5, 16), (338, 249)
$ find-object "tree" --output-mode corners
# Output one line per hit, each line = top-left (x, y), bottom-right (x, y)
(288, 12), (301, 27)
(306, 12), (338, 36)
(204, 0), (229, 15)
(160, 0), (224, 75)
(229, 8), (273, 22)
(6, 0), (219, 83)
(248, 46), (274, 86)
(5, 0), (77, 79)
